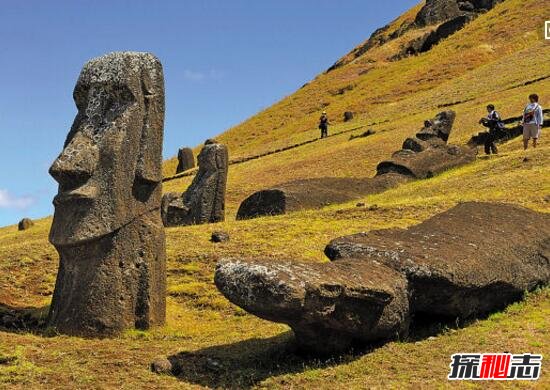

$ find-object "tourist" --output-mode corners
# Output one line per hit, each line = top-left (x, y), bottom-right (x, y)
(478, 104), (504, 155)
(319, 111), (329, 139)
(520, 94), (543, 150)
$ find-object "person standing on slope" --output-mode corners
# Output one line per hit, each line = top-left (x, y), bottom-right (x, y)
(319, 111), (330, 139)
(520, 94), (543, 150)
(479, 104), (504, 155)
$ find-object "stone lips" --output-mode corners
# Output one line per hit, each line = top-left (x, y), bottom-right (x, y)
(215, 258), (409, 355)
(162, 141), (229, 226)
(47, 52), (166, 336)
(216, 202), (550, 354)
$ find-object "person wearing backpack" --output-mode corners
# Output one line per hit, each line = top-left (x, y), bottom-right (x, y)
(520, 94), (543, 150)
(319, 111), (329, 139)
(478, 104), (504, 155)
(479, 104), (504, 154)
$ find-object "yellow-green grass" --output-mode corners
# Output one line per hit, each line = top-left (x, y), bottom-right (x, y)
(1, 141), (549, 388)
(2, 0), (550, 387)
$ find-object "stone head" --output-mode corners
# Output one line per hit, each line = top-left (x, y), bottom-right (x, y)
(49, 52), (164, 247)
(197, 140), (226, 172)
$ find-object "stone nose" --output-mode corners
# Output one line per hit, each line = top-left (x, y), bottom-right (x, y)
(49, 131), (98, 189)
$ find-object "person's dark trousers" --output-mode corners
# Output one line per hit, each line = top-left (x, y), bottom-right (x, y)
(320, 126), (328, 138)
(484, 130), (498, 155)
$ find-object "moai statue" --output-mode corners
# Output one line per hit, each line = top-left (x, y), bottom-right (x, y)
(47, 52), (166, 336)
(176, 147), (195, 173)
(161, 139), (228, 226)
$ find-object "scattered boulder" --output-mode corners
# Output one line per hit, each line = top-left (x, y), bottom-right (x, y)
(216, 202), (550, 355)
(415, 0), (463, 26)
(151, 357), (173, 375)
(376, 111), (476, 178)
(17, 218), (34, 231)
(176, 147), (195, 174)
(162, 140), (229, 227)
(343, 111), (354, 122)
(415, 0), (502, 27)
(211, 231), (230, 243)
(46, 52), (166, 337)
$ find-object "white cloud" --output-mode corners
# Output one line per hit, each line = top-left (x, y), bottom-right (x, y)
(183, 69), (224, 82)
(0, 189), (36, 210)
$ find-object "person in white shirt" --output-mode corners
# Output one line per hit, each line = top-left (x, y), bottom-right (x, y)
(520, 94), (543, 150)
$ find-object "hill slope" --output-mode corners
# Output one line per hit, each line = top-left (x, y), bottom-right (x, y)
(2, 0), (550, 388)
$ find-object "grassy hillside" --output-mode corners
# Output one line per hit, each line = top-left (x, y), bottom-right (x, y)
(2, 0), (550, 388)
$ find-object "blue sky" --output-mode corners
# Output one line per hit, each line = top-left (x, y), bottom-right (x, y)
(0, 0), (419, 227)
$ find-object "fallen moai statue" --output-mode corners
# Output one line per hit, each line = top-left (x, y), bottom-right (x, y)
(47, 52), (166, 336)
(236, 175), (408, 220)
(376, 111), (476, 178)
(176, 147), (195, 173)
(237, 110), (475, 219)
(216, 202), (550, 355)
(162, 139), (228, 226)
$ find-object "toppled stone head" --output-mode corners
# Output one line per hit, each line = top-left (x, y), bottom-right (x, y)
(49, 52), (164, 247)
(376, 110), (476, 178)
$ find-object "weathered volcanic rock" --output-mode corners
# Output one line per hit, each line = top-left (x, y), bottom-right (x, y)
(415, 0), (503, 27)
(211, 231), (230, 243)
(236, 174), (408, 220)
(376, 111), (476, 178)
(162, 140), (228, 226)
(217, 202), (550, 354)
(17, 218), (34, 231)
(215, 258), (409, 355)
(416, 110), (455, 142)
(176, 147), (195, 173)
(47, 52), (166, 336)
(325, 202), (550, 317)
(343, 111), (354, 122)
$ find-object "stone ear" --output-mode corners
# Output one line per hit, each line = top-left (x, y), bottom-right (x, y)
(135, 62), (164, 184)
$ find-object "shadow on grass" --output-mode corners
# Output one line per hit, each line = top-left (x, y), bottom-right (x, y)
(167, 331), (382, 389)
(167, 303), (521, 389)
(0, 303), (49, 333)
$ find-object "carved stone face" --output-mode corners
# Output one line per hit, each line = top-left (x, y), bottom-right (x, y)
(49, 52), (164, 247)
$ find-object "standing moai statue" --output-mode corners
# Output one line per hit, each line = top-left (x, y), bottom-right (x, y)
(47, 52), (166, 336)
(161, 139), (228, 226)
(176, 147), (195, 173)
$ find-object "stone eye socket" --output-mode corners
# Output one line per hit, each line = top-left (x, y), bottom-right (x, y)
(74, 84), (136, 128)
(103, 86), (135, 122)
